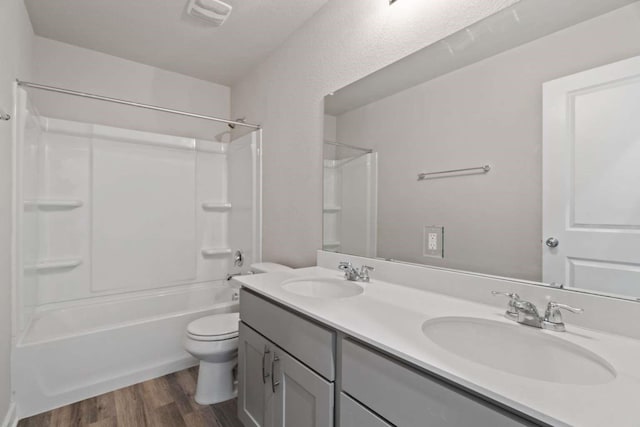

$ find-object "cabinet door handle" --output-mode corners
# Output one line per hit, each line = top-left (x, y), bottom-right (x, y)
(262, 345), (271, 383)
(271, 354), (280, 392)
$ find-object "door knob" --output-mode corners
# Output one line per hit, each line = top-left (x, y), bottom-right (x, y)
(545, 237), (559, 248)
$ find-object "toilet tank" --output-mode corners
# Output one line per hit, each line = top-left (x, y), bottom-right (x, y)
(250, 262), (292, 274)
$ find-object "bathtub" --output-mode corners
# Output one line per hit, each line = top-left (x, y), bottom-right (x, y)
(13, 282), (238, 418)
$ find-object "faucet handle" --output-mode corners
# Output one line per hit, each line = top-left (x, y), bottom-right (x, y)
(545, 301), (583, 319)
(543, 301), (583, 332)
(491, 291), (520, 319)
(491, 291), (520, 300)
(338, 262), (357, 280)
(359, 265), (374, 282)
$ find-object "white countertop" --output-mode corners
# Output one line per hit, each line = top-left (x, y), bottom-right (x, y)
(235, 266), (640, 427)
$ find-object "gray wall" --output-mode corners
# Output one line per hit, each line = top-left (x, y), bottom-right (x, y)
(231, 0), (520, 267)
(0, 0), (33, 421)
(337, 3), (640, 281)
(32, 37), (231, 140)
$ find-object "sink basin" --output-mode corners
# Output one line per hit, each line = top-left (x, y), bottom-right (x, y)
(281, 277), (364, 299)
(422, 317), (616, 385)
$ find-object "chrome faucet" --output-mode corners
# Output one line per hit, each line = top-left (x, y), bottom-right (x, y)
(338, 262), (374, 282)
(492, 291), (583, 332)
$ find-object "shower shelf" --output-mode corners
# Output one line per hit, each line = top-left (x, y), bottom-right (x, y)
(201, 248), (232, 257)
(201, 202), (232, 211)
(24, 199), (83, 210)
(323, 241), (341, 248)
(25, 258), (82, 272)
(323, 205), (341, 213)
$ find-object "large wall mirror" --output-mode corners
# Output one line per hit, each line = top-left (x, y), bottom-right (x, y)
(323, 0), (640, 301)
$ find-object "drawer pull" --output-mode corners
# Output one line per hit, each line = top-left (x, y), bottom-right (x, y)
(271, 354), (281, 392)
(262, 345), (271, 383)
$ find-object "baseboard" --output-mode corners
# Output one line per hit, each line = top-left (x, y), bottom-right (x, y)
(1, 402), (18, 427)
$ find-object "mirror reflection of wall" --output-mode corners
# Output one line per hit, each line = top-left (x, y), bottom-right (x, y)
(324, 0), (640, 300)
(323, 116), (377, 257)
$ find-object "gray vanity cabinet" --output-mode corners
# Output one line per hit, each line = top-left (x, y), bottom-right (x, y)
(238, 289), (335, 427)
(341, 339), (535, 427)
(238, 322), (275, 427)
(239, 288), (539, 427)
(238, 323), (334, 427)
(340, 393), (392, 427)
(271, 345), (334, 427)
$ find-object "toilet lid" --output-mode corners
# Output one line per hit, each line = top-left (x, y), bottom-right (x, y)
(187, 312), (239, 339)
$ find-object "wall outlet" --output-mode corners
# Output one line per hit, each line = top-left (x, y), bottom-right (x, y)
(423, 226), (444, 258)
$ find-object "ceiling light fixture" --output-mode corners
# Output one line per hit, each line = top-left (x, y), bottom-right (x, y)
(186, 0), (233, 27)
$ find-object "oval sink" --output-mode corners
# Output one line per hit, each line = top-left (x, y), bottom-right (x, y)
(281, 278), (364, 299)
(422, 317), (616, 385)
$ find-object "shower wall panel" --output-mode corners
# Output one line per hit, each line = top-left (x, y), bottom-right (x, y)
(196, 140), (230, 280)
(24, 116), (232, 307)
(35, 120), (91, 305)
(228, 133), (260, 273)
(91, 131), (197, 293)
(17, 95), (43, 327)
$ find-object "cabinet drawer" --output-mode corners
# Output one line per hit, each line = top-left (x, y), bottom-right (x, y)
(342, 339), (536, 427)
(340, 393), (391, 427)
(240, 288), (335, 380)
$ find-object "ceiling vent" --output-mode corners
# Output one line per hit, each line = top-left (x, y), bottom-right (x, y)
(186, 0), (233, 27)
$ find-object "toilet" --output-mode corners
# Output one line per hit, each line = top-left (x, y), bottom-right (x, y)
(184, 262), (291, 405)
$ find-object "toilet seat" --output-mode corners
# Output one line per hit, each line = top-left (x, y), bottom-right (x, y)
(187, 312), (239, 341)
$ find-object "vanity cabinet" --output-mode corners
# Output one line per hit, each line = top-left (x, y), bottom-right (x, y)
(239, 288), (335, 380)
(239, 288), (539, 427)
(341, 339), (536, 427)
(238, 322), (274, 427)
(340, 393), (391, 427)
(238, 290), (335, 427)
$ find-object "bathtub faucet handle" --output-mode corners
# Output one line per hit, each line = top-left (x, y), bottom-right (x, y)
(234, 250), (244, 267)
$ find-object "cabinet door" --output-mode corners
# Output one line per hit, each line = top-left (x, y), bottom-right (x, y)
(340, 393), (391, 427)
(342, 339), (535, 427)
(272, 348), (334, 427)
(238, 322), (276, 427)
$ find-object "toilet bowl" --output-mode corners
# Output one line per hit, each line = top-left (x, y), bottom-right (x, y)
(184, 262), (292, 405)
(184, 312), (240, 405)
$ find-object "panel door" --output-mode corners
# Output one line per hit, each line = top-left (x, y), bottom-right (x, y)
(543, 55), (640, 298)
(238, 322), (275, 427)
(272, 347), (334, 427)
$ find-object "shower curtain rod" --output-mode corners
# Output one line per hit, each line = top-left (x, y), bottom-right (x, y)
(16, 80), (261, 130)
(324, 139), (372, 153)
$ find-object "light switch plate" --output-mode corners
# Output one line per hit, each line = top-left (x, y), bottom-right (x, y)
(423, 226), (444, 258)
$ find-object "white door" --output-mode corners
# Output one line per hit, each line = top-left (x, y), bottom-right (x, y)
(543, 55), (640, 299)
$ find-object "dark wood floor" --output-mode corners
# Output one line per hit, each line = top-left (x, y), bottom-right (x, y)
(18, 367), (244, 427)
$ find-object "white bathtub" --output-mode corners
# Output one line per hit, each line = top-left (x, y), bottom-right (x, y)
(13, 282), (238, 418)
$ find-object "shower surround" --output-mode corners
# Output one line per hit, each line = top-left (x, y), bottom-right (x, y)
(12, 88), (261, 417)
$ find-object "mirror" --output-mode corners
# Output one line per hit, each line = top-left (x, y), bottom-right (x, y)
(323, 0), (640, 301)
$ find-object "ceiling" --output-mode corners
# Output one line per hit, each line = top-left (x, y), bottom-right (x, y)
(24, 0), (329, 86)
